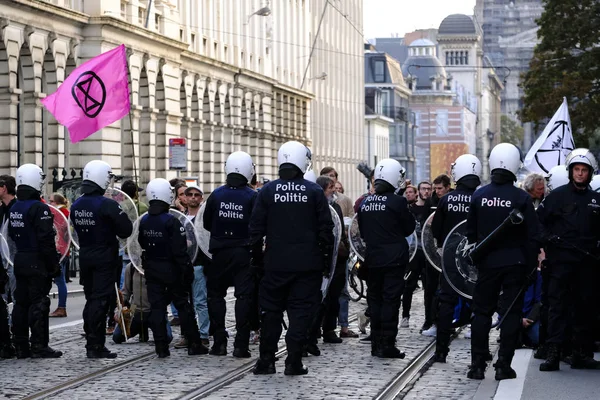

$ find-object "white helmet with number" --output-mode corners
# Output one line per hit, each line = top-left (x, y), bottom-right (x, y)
(546, 165), (569, 191)
(225, 151), (255, 182)
(590, 175), (600, 192)
(565, 148), (598, 173)
(489, 143), (522, 176)
(277, 141), (311, 173)
(16, 164), (46, 192)
(374, 158), (405, 190)
(83, 160), (114, 190)
(145, 178), (174, 205)
(304, 170), (317, 183)
(451, 154), (482, 182)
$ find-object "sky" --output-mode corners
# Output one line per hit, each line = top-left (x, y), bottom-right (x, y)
(363, 0), (477, 39)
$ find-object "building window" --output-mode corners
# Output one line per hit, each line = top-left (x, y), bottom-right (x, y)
(465, 51), (469, 65)
(445, 51), (450, 65)
(436, 110), (448, 136)
(154, 14), (161, 31)
(203, 37), (207, 54)
(258, 57), (263, 73)
(415, 112), (421, 137)
(179, 28), (184, 41)
(191, 33), (196, 49)
(120, 1), (126, 19)
(374, 60), (385, 82)
(138, 7), (146, 25)
(214, 42), (218, 58)
(224, 45), (228, 61)
(241, 51), (245, 68)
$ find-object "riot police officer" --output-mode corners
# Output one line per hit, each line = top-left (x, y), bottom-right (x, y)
(432, 154), (482, 363)
(537, 149), (600, 371)
(8, 164), (62, 358)
(357, 159), (416, 359)
(250, 141), (334, 376)
(466, 143), (540, 380)
(71, 160), (133, 358)
(139, 178), (208, 358)
(203, 151), (257, 358)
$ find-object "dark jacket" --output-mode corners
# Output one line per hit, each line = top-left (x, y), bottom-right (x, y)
(71, 181), (133, 268)
(357, 190), (416, 268)
(249, 175), (334, 272)
(536, 181), (600, 263)
(432, 179), (478, 246)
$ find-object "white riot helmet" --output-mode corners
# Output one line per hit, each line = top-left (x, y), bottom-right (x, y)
(451, 154), (482, 183)
(145, 178), (174, 204)
(565, 148), (598, 174)
(304, 169), (317, 183)
(83, 160), (114, 190)
(590, 175), (600, 192)
(277, 141), (311, 173)
(225, 151), (255, 182)
(489, 143), (522, 177)
(16, 164), (46, 192)
(546, 165), (569, 191)
(374, 158), (405, 190)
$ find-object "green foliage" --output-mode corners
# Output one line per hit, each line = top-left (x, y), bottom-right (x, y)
(500, 115), (525, 148)
(520, 0), (600, 146)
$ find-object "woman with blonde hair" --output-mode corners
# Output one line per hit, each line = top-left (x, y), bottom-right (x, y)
(48, 193), (70, 318)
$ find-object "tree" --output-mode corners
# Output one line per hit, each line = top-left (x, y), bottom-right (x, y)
(520, 0), (600, 146)
(500, 115), (525, 148)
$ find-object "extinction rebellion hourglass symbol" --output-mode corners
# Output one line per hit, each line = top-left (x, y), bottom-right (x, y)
(71, 71), (107, 118)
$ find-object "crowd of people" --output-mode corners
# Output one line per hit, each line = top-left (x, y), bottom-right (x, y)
(0, 140), (598, 380)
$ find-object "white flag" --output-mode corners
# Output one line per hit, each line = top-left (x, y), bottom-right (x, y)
(524, 97), (575, 174)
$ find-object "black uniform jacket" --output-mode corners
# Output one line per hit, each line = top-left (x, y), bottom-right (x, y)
(537, 182), (600, 263)
(357, 191), (416, 268)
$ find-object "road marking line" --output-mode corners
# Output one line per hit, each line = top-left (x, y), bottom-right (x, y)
(494, 349), (532, 400)
(49, 319), (84, 331)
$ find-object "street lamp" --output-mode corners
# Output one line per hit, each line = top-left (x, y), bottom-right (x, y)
(246, 2), (272, 25)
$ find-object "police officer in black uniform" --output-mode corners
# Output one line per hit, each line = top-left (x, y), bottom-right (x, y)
(8, 164), (62, 358)
(357, 158), (416, 358)
(138, 178), (208, 358)
(203, 151), (257, 358)
(0, 174), (17, 358)
(71, 160), (133, 358)
(537, 149), (600, 371)
(251, 141), (334, 376)
(432, 154), (482, 363)
(466, 143), (540, 380)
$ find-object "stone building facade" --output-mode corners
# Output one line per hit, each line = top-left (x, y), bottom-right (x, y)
(0, 0), (365, 197)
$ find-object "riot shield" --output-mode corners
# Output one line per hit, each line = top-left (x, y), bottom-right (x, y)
(349, 214), (418, 263)
(127, 209), (199, 275)
(321, 205), (342, 300)
(70, 187), (138, 251)
(194, 202), (212, 260)
(441, 220), (477, 299)
(0, 222), (16, 268)
(421, 212), (442, 272)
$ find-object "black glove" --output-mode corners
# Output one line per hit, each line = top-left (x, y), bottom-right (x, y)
(319, 243), (334, 278)
(249, 242), (264, 277)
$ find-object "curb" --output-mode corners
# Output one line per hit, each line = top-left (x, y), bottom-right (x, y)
(50, 289), (85, 298)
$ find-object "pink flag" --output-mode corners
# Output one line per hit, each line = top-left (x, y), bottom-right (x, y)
(41, 44), (130, 143)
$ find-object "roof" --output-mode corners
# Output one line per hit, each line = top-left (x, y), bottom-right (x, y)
(410, 38), (435, 47)
(402, 55), (447, 89)
(438, 14), (477, 35)
(364, 52), (406, 86)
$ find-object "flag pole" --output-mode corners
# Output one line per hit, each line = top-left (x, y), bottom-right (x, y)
(125, 52), (138, 186)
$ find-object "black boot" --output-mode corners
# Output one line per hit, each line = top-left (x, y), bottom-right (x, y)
(209, 340), (227, 356)
(303, 342), (321, 356)
(284, 352), (309, 376)
(433, 350), (447, 363)
(371, 334), (382, 357)
(0, 344), (15, 359)
(494, 356), (517, 380)
(467, 355), (486, 380)
(570, 350), (600, 370)
(539, 344), (560, 371)
(31, 345), (63, 359)
(253, 353), (276, 375)
(377, 337), (405, 359)
(15, 345), (31, 359)
(323, 331), (343, 344)
(233, 347), (251, 358)
(533, 344), (547, 360)
(188, 341), (209, 355)
(87, 346), (117, 359)
(155, 343), (170, 358)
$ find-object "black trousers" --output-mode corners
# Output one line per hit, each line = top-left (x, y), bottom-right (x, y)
(538, 266), (550, 347)
(546, 263), (598, 355)
(367, 266), (405, 340)
(81, 263), (115, 349)
(308, 260), (346, 341)
(0, 297), (11, 347)
(402, 249), (425, 319)
(12, 272), (52, 349)
(206, 247), (254, 349)
(259, 270), (321, 356)
(146, 278), (200, 346)
(436, 273), (459, 353)
(106, 257), (122, 328)
(424, 262), (440, 327)
(471, 265), (524, 360)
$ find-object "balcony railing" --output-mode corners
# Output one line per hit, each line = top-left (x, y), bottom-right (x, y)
(382, 106), (411, 122)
